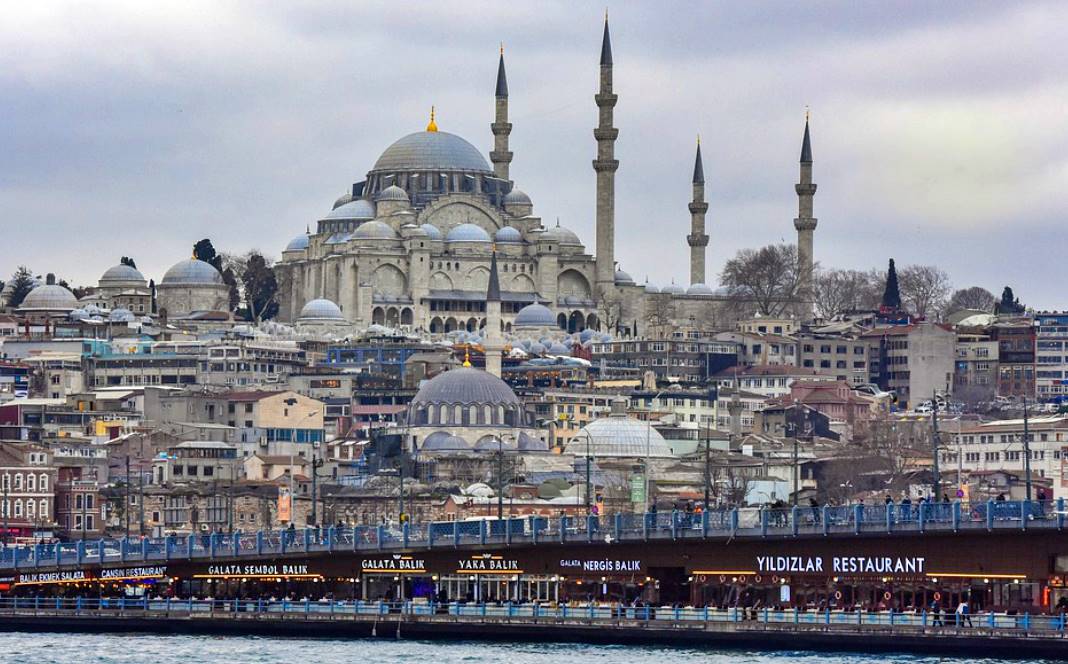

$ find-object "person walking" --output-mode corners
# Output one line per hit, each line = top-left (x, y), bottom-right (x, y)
(930, 599), (943, 626)
(956, 597), (973, 627)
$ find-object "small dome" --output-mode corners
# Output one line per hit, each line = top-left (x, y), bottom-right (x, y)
(686, 283), (713, 295)
(324, 233), (349, 245)
(109, 308), (135, 322)
(333, 192), (353, 209)
(377, 185), (410, 202)
(662, 282), (684, 295)
(99, 264), (145, 284)
(514, 303), (556, 328)
(644, 282), (660, 294)
(285, 233), (310, 252)
(614, 268), (635, 285)
(420, 431), (472, 452)
(494, 226), (522, 243)
(69, 308), (89, 320)
(547, 342), (570, 355)
(503, 189), (531, 206)
(420, 224), (443, 240)
(445, 223), (491, 243)
(298, 298), (344, 321)
(161, 259), (224, 286)
(21, 283), (78, 312)
(541, 224), (582, 245)
(352, 220), (399, 240)
(325, 199), (375, 220)
(570, 416), (674, 458)
(528, 341), (547, 355)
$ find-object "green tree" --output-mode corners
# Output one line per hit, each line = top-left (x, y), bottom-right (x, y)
(881, 259), (901, 310)
(241, 251), (279, 322)
(6, 266), (36, 308)
(193, 239), (222, 271)
(998, 286), (1025, 314)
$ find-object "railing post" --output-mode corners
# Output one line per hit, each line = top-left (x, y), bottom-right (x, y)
(77, 540), (85, 565)
(209, 533), (216, 559)
(1059, 498), (1066, 531)
(730, 508), (739, 536)
(479, 520), (487, 545)
(401, 523), (409, 549)
(187, 534), (195, 558)
(952, 502), (960, 532)
(560, 516), (568, 544)
(614, 513), (622, 542)
(532, 517), (539, 545)
(1021, 501), (1028, 531)
(760, 509), (768, 537)
(427, 523), (435, 548)
(919, 503), (927, 533)
(55, 543), (61, 567)
(885, 504), (893, 534)
(792, 506), (799, 536)
(986, 499), (995, 531)
(281, 528), (288, 554)
(256, 531), (264, 556)
(303, 528), (312, 551)
(701, 510), (709, 538)
(141, 537), (149, 560)
(821, 505), (829, 536)
(505, 517), (512, 546)
(586, 515), (595, 543)
(120, 538), (128, 562)
(671, 511), (678, 540)
(453, 520), (460, 547)
(377, 525), (386, 550)
(853, 505), (862, 535)
(642, 512), (649, 541)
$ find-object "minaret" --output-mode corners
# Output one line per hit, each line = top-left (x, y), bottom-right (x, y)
(794, 113), (817, 319)
(490, 44), (513, 182)
(687, 138), (709, 285)
(593, 14), (619, 294)
(484, 249), (503, 378)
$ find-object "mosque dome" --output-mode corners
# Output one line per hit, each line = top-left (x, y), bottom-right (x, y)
(161, 259), (224, 286)
(99, 264), (146, 285)
(324, 233), (349, 245)
(614, 268), (635, 285)
(571, 412), (674, 459)
(376, 185), (410, 202)
(352, 220), (399, 240)
(644, 282), (660, 294)
(547, 342), (570, 355)
(325, 199), (375, 220)
(686, 283), (713, 295)
(420, 431), (472, 452)
(371, 131), (492, 174)
(420, 223), (443, 240)
(503, 189), (531, 205)
(494, 226), (522, 243)
(285, 233), (310, 252)
(298, 298), (344, 321)
(514, 302), (556, 328)
(333, 192), (353, 209)
(410, 367), (524, 428)
(541, 223), (582, 245)
(445, 223), (491, 243)
(662, 282), (684, 295)
(20, 283), (78, 311)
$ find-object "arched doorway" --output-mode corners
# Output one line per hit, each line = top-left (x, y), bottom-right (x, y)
(557, 313), (567, 330)
(445, 317), (458, 332)
(401, 308), (413, 326)
(568, 311), (585, 334)
(386, 307), (400, 326)
(430, 317), (443, 333)
(372, 307), (385, 325)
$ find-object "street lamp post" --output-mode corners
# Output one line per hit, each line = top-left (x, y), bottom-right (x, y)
(1022, 397), (1033, 503)
(644, 390), (665, 513)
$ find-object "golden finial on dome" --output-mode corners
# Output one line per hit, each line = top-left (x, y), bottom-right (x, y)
(463, 347), (471, 367)
(805, 105), (810, 122)
(426, 106), (438, 132)
(500, 42), (504, 55)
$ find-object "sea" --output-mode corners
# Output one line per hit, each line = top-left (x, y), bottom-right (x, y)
(0, 633), (1052, 664)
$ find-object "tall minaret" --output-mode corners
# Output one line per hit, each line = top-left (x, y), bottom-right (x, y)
(794, 114), (817, 319)
(593, 14), (619, 294)
(490, 45), (513, 182)
(484, 250), (503, 378)
(687, 138), (709, 285)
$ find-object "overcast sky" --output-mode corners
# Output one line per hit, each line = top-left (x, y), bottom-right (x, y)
(2, 1), (1065, 308)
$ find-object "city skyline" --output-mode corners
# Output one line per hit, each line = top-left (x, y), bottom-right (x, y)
(2, 1), (1066, 307)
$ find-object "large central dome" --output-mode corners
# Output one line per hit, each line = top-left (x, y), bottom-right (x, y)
(371, 131), (492, 174)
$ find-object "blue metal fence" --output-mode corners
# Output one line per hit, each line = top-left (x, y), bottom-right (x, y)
(0, 499), (1062, 572)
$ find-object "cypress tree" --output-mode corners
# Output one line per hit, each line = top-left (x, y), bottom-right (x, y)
(881, 259), (901, 309)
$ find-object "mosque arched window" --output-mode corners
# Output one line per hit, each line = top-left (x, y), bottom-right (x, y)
(481, 405), (490, 425)
(496, 406), (505, 425)
(464, 407), (475, 426)
(453, 405), (463, 424)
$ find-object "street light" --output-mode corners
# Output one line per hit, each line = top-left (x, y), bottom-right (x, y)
(496, 434), (516, 519)
(644, 390), (665, 513)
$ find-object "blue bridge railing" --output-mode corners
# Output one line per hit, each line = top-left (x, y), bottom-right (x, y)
(0, 499), (1063, 572)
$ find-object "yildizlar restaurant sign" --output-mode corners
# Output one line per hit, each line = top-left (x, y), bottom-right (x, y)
(755, 555), (928, 575)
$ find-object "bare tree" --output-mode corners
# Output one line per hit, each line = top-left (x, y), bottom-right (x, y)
(812, 268), (884, 319)
(719, 244), (806, 318)
(947, 286), (995, 315)
(644, 295), (676, 339)
(597, 292), (624, 334)
(898, 264), (952, 320)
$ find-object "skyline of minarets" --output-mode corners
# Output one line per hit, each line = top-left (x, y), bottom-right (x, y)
(687, 138), (709, 286)
(593, 14), (619, 295)
(484, 249), (503, 378)
(490, 45), (512, 182)
(794, 113), (817, 319)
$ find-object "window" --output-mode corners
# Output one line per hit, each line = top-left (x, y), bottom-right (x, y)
(39, 499), (47, 519)
(13, 475), (22, 491)
(26, 474), (35, 492)
(39, 474), (47, 491)
(85, 495), (94, 509)
(13, 500), (22, 518)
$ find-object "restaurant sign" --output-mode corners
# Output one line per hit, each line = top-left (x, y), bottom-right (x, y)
(361, 555), (427, 574)
(16, 570), (89, 585)
(756, 555), (927, 575)
(456, 554), (523, 574)
(560, 558), (643, 573)
(197, 563), (315, 578)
